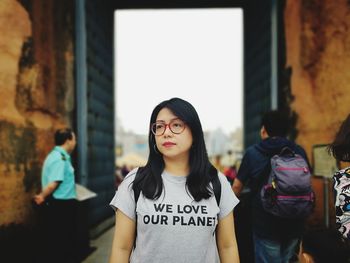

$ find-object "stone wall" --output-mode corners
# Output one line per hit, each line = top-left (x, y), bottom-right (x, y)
(285, 0), (350, 226)
(0, 0), (74, 226)
(285, 0), (350, 158)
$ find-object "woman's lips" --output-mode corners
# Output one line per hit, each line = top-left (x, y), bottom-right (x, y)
(162, 142), (176, 147)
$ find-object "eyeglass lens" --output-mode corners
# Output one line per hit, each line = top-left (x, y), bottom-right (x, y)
(152, 119), (185, 135)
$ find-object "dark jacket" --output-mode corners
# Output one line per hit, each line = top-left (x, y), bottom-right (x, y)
(237, 137), (309, 240)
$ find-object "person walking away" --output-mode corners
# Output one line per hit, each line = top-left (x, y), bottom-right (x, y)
(232, 110), (311, 263)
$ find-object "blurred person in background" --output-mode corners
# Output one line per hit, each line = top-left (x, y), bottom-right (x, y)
(34, 128), (77, 263)
(298, 228), (350, 263)
(223, 165), (237, 185)
(328, 114), (350, 240)
(232, 110), (310, 263)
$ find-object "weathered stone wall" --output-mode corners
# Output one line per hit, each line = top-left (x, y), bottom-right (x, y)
(285, 0), (350, 226)
(285, 0), (350, 158)
(0, 0), (74, 226)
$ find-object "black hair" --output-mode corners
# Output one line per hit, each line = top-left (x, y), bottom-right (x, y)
(302, 228), (350, 263)
(54, 128), (73, 146)
(261, 110), (289, 137)
(132, 97), (217, 201)
(328, 114), (350, 162)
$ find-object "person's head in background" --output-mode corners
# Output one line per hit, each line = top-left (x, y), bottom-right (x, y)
(299, 228), (350, 263)
(328, 114), (350, 163)
(260, 110), (289, 139)
(55, 128), (76, 153)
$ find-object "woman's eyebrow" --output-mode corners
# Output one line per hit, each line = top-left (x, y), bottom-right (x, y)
(155, 117), (180, 122)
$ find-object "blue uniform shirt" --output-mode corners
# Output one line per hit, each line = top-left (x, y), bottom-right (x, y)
(42, 146), (76, 200)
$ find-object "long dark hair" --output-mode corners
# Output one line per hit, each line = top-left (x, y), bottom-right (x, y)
(132, 97), (217, 201)
(328, 114), (350, 162)
(302, 228), (350, 263)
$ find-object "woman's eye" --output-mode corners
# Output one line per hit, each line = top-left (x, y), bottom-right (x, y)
(173, 122), (183, 127)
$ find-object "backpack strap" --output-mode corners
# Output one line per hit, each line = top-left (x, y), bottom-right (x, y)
(250, 145), (273, 194)
(133, 172), (141, 205)
(211, 172), (221, 207)
(210, 170), (222, 236)
(279, 146), (295, 157)
(133, 169), (142, 248)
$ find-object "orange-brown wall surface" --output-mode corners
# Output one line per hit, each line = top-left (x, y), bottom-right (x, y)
(285, 0), (350, 227)
(285, 0), (350, 156)
(0, 0), (74, 227)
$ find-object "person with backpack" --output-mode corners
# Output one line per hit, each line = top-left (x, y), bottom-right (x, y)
(232, 110), (312, 263)
(328, 114), (350, 240)
(109, 98), (240, 263)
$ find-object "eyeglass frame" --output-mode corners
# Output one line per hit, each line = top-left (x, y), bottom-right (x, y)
(150, 118), (186, 136)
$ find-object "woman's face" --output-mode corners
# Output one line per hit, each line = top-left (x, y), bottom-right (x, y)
(154, 107), (193, 161)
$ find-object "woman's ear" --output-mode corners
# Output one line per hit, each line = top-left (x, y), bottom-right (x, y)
(260, 125), (269, 139)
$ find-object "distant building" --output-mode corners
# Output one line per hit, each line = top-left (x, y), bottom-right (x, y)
(206, 128), (230, 157)
(115, 117), (148, 160)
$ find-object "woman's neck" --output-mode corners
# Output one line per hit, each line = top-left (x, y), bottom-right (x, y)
(163, 156), (190, 176)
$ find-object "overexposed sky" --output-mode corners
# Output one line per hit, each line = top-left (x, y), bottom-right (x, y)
(115, 8), (243, 135)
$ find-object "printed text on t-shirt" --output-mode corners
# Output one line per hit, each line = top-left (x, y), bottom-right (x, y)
(142, 203), (217, 226)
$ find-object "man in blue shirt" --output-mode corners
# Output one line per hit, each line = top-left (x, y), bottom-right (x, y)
(34, 128), (77, 263)
(232, 111), (309, 263)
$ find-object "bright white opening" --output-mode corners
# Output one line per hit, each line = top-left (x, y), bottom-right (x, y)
(114, 8), (243, 161)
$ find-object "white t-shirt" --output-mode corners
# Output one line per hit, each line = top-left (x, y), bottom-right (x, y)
(110, 168), (239, 263)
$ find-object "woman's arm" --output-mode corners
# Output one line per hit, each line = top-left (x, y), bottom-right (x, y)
(216, 211), (240, 263)
(109, 210), (136, 263)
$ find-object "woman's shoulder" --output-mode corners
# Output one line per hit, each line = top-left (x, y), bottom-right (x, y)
(122, 167), (140, 183)
(334, 167), (350, 178)
(217, 171), (234, 190)
(217, 171), (228, 183)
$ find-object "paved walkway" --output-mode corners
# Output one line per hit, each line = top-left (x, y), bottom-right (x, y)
(82, 227), (114, 263)
(81, 226), (300, 263)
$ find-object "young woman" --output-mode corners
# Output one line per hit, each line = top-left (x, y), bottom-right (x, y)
(328, 114), (350, 239)
(109, 98), (240, 263)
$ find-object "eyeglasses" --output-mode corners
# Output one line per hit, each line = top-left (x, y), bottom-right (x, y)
(151, 119), (186, 136)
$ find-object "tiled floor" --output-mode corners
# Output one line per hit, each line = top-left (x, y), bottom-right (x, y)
(82, 227), (114, 263)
